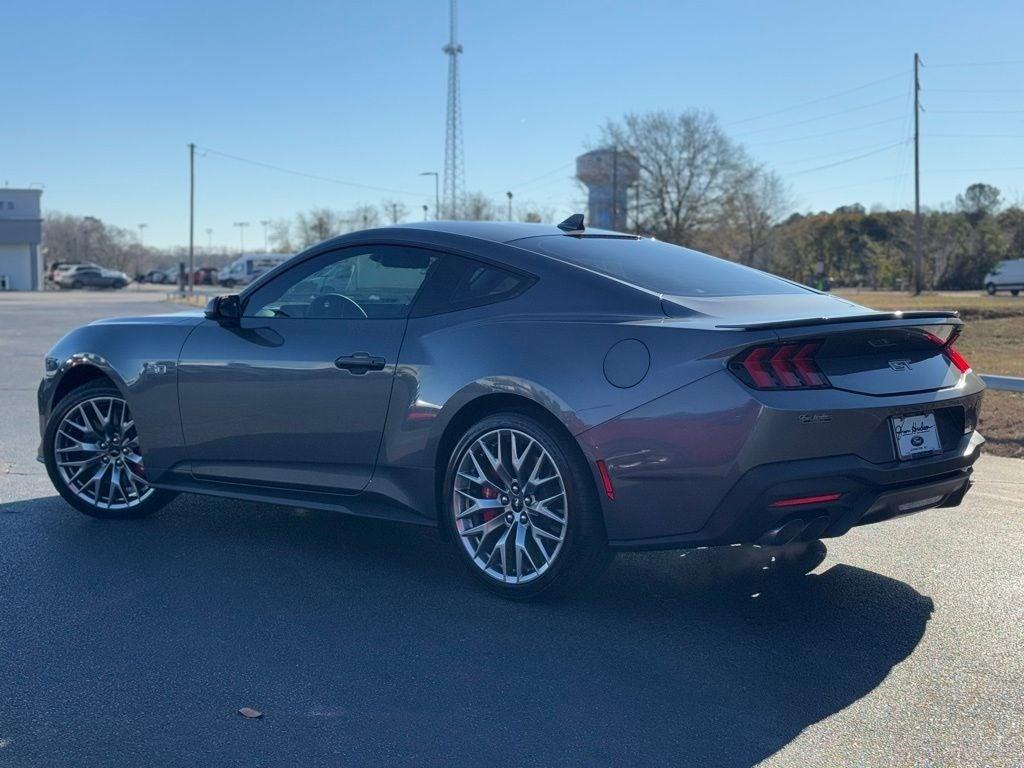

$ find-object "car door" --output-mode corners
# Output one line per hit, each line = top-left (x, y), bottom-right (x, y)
(79, 268), (103, 286)
(177, 244), (440, 494)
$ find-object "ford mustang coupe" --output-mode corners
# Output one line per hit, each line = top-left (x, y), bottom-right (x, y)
(38, 216), (985, 598)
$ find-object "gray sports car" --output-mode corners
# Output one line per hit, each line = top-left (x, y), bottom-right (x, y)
(38, 216), (985, 598)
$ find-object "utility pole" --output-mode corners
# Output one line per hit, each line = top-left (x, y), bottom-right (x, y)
(188, 142), (195, 296)
(913, 52), (922, 295)
(634, 184), (641, 235)
(506, 191), (513, 221)
(419, 171), (440, 220)
(389, 203), (400, 224)
(611, 146), (619, 230)
(260, 219), (271, 252)
(136, 223), (147, 290)
(422, 204), (429, 220)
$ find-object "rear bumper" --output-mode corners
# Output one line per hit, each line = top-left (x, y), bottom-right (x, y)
(606, 430), (983, 550)
(577, 367), (986, 550)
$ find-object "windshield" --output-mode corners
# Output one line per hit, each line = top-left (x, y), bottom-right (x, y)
(522, 236), (810, 297)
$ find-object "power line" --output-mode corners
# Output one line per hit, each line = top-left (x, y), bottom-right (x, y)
(509, 161), (575, 191)
(929, 87), (1024, 93)
(929, 59), (1024, 68)
(927, 132), (1024, 138)
(197, 146), (423, 197)
(772, 139), (910, 167)
(781, 141), (907, 178)
(746, 117), (905, 148)
(726, 71), (905, 126)
(933, 109), (1024, 115)
(734, 95), (905, 137)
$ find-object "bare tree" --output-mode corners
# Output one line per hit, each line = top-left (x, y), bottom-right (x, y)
(600, 110), (754, 245)
(461, 191), (496, 221)
(345, 203), (381, 231)
(714, 168), (791, 266)
(267, 218), (294, 252)
(294, 207), (345, 248)
(380, 199), (409, 224)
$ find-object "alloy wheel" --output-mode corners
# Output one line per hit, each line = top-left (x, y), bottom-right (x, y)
(53, 396), (153, 510)
(453, 428), (568, 584)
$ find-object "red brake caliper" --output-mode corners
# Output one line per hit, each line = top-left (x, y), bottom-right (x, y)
(480, 485), (499, 521)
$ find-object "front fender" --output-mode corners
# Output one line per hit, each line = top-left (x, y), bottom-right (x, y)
(39, 319), (200, 474)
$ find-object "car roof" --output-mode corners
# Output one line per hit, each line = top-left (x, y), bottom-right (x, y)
(386, 220), (631, 244)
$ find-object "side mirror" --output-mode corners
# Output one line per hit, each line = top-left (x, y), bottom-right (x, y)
(204, 294), (241, 321)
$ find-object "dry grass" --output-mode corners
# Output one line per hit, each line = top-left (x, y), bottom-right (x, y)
(835, 289), (1024, 320)
(978, 391), (1024, 459)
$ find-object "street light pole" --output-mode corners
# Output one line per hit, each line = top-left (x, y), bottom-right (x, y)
(188, 142), (195, 296)
(422, 204), (429, 220)
(419, 171), (440, 220)
(233, 221), (249, 256)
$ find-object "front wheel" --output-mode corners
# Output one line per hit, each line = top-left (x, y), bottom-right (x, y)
(443, 412), (611, 599)
(1012, 289), (1020, 297)
(986, 283), (997, 295)
(43, 382), (177, 519)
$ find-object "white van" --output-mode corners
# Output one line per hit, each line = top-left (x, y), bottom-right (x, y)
(217, 253), (292, 288)
(984, 259), (1024, 296)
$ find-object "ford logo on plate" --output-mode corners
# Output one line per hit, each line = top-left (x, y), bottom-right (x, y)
(911, 435), (925, 447)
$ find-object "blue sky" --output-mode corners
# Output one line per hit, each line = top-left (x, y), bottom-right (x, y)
(5, 0), (1024, 247)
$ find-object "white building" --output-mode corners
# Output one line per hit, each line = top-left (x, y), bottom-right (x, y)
(0, 189), (43, 291)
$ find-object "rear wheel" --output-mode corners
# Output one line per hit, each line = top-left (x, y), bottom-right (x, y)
(71, 280), (83, 290)
(986, 283), (997, 295)
(43, 382), (176, 519)
(443, 412), (611, 599)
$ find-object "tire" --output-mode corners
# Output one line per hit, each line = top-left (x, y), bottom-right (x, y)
(443, 411), (611, 599)
(71, 280), (83, 290)
(43, 381), (177, 519)
(1012, 289), (1020, 297)
(986, 283), (997, 295)
(222, 279), (236, 288)
(112, 280), (127, 289)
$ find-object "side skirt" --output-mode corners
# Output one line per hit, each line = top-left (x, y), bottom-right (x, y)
(151, 469), (437, 527)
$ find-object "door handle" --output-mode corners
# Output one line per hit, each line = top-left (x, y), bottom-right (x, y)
(334, 352), (386, 374)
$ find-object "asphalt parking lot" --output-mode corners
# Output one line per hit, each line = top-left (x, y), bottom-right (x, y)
(1, 291), (1022, 767)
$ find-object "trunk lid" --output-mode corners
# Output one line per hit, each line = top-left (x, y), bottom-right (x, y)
(661, 293), (966, 397)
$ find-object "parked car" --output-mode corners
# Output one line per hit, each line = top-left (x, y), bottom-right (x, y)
(217, 253), (292, 287)
(189, 266), (218, 286)
(55, 265), (129, 290)
(50, 262), (100, 283)
(37, 217), (984, 599)
(140, 267), (180, 284)
(984, 258), (1024, 295)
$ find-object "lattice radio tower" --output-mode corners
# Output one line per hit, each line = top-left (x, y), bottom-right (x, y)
(442, 0), (464, 219)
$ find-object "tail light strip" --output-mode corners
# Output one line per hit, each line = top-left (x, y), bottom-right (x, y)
(730, 342), (831, 390)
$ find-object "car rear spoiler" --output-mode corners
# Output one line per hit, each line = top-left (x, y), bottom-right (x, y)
(716, 310), (961, 331)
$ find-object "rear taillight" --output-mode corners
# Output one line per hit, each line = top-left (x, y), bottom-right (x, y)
(925, 331), (972, 374)
(729, 342), (831, 390)
(945, 345), (971, 374)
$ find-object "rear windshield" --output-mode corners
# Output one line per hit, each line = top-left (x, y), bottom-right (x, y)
(522, 236), (810, 297)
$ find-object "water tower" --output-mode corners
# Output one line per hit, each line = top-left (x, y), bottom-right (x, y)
(576, 148), (639, 231)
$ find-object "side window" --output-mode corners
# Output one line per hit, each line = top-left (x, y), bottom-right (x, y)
(411, 254), (534, 316)
(243, 246), (438, 320)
